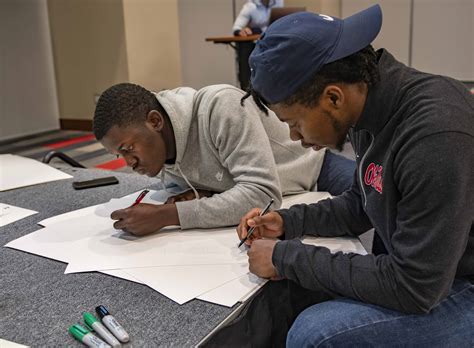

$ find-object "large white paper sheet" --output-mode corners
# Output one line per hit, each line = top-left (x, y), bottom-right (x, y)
(100, 269), (144, 284)
(38, 204), (102, 227)
(0, 339), (29, 348)
(197, 273), (267, 307)
(0, 154), (72, 191)
(38, 188), (178, 226)
(65, 226), (247, 273)
(5, 226), (76, 264)
(6, 191), (166, 266)
(123, 263), (249, 305)
(0, 203), (38, 227)
(7, 213), (247, 274)
(5, 190), (365, 306)
(4, 226), (145, 284)
(38, 204), (100, 227)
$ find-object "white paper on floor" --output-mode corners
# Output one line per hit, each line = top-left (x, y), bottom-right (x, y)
(197, 273), (268, 307)
(38, 188), (183, 227)
(0, 203), (38, 227)
(122, 263), (249, 305)
(0, 154), (72, 191)
(5, 190), (369, 306)
(8, 190), (247, 273)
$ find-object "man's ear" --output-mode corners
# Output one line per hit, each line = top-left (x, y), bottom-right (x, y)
(146, 110), (164, 132)
(322, 85), (344, 109)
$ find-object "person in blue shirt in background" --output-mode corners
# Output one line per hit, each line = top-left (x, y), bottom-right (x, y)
(232, 0), (283, 36)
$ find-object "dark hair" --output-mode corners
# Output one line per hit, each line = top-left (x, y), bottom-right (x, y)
(241, 45), (380, 114)
(93, 82), (166, 140)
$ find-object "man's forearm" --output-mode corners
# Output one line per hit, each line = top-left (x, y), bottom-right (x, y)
(160, 203), (180, 227)
(279, 185), (372, 240)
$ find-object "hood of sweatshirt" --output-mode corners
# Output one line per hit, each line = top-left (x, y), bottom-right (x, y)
(154, 87), (196, 169)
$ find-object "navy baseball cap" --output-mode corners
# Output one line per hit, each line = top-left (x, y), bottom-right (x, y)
(249, 4), (382, 104)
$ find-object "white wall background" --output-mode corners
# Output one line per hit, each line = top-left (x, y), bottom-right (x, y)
(342, 0), (473, 80)
(178, 0), (240, 89)
(0, 0), (59, 142)
(1, 0), (472, 142)
(412, 0), (473, 80)
(342, 0), (412, 65)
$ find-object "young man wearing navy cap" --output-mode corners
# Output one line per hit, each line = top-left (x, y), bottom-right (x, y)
(237, 4), (473, 346)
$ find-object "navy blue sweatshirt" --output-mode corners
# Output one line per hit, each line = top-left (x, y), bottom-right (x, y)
(273, 49), (474, 314)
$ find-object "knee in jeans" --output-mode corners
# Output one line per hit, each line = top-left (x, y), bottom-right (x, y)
(286, 314), (327, 348)
(287, 324), (323, 348)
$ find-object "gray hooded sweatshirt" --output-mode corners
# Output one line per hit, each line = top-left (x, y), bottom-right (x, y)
(155, 84), (325, 229)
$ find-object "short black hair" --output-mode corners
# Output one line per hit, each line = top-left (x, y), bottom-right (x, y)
(93, 82), (166, 140)
(241, 45), (380, 114)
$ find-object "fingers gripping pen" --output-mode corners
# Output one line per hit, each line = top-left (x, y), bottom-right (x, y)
(238, 199), (274, 247)
(96, 305), (130, 343)
(83, 312), (121, 347)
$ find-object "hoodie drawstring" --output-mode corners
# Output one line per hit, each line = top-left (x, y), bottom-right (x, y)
(177, 164), (200, 200)
(160, 170), (170, 193)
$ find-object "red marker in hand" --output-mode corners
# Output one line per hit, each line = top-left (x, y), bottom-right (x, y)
(131, 189), (149, 207)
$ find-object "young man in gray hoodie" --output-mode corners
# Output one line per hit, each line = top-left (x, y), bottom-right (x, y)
(236, 4), (473, 346)
(93, 83), (354, 235)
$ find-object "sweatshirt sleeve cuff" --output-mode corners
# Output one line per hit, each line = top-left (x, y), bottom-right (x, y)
(277, 209), (299, 240)
(272, 240), (288, 278)
(272, 239), (306, 279)
(175, 200), (199, 229)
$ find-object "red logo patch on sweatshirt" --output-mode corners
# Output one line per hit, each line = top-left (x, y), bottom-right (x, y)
(364, 162), (383, 194)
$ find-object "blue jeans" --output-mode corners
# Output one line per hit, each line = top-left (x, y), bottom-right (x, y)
(287, 279), (474, 347)
(316, 151), (355, 196)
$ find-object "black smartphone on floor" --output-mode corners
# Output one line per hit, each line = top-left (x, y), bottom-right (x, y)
(72, 176), (119, 190)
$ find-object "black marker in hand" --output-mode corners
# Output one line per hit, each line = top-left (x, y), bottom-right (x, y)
(238, 199), (274, 248)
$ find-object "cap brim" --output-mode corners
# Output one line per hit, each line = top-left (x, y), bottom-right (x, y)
(328, 4), (382, 63)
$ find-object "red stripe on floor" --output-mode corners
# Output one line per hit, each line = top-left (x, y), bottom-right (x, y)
(44, 134), (96, 149)
(95, 158), (127, 170)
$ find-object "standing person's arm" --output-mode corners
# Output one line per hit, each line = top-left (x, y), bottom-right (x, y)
(176, 88), (283, 229)
(232, 3), (256, 35)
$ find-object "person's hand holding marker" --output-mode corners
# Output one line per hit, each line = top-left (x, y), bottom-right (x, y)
(237, 199), (284, 279)
(111, 189), (180, 236)
(237, 199), (283, 246)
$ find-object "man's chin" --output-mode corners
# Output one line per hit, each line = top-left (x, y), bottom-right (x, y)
(135, 168), (156, 177)
(311, 145), (325, 151)
(147, 169), (160, 177)
(334, 132), (350, 152)
(320, 142), (344, 153)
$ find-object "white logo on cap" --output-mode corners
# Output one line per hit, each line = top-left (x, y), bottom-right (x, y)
(319, 14), (334, 21)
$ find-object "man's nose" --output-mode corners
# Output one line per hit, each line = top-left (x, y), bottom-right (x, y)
(289, 128), (302, 141)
